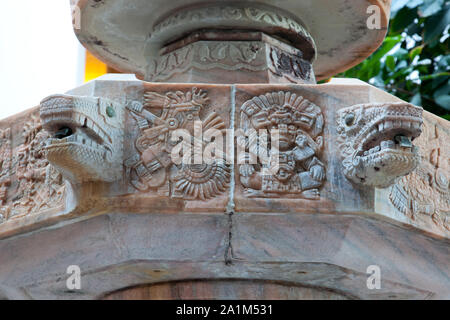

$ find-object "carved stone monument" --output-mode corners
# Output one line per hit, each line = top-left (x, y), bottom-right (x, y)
(0, 0), (448, 300)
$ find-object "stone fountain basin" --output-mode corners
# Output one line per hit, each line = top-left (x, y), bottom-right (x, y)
(72, 0), (391, 80)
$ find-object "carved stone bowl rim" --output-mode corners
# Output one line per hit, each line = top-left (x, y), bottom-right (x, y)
(72, 0), (391, 81)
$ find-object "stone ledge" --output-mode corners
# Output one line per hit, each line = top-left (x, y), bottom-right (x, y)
(0, 79), (448, 240)
(0, 212), (446, 300)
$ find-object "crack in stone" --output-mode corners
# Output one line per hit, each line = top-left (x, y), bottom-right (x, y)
(225, 211), (234, 265)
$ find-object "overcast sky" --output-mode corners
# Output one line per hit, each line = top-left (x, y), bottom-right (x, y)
(0, 1), (85, 120)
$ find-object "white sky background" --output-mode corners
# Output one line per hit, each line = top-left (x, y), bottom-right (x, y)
(0, 1), (85, 120)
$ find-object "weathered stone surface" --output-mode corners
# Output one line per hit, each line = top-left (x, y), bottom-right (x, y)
(0, 213), (229, 300)
(1, 212), (445, 300)
(1, 0), (449, 301)
(103, 281), (352, 300)
(231, 213), (449, 299)
(377, 113), (450, 235)
(0, 81), (448, 300)
(72, 0), (391, 81)
(0, 77), (447, 239)
(146, 32), (316, 84)
(0, 108), (71, 239)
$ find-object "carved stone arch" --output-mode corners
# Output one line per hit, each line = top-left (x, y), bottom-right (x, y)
(101, 279), (351, 300)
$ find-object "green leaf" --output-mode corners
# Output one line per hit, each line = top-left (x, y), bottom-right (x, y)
(371, 36), (403, 62)
(369, 60), (382, 79)
(358, 66), (371, 81)
(437, 55), (450, 70)
(419, 72), (450, 81)
(409, 46), (423, 60)
(391, 66), (414, 80)
(386, 55), (396, 71)
(406, 20), (423, 36)
(394, 60), (408, 71)
(336, 1), (449, 117)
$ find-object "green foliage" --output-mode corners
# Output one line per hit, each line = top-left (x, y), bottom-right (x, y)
(334, 0), (450, 119)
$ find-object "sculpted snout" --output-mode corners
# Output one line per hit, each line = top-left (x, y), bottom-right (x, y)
(337, 102), (423, 188)
(39, 94), (125, 184)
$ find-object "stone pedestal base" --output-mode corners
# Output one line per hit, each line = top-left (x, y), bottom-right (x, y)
(146, 32), (315, 84)
(0, 76), (448, 300)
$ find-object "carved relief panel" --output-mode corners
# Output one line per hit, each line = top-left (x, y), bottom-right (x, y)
(231, 86), (333, 214)
(147, 41), (267, 82)
(0, 128), (11, 222)
(389, 115), (450, 232)
(0, 113), (66, 224)
(237, 91), (326, 200)
(31, 84), (235, 220)
(147, 32), (315, 84)
(39, 86), (232, 206)
(0, 81), (440, 239)
(125, 87), (231, 200)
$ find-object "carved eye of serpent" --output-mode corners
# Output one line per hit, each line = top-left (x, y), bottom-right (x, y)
(106, 106), (116, 118)
(344, 113), (355, 126)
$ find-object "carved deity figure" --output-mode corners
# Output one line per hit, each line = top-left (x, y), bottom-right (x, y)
(125, 88), (230, 200)
(238, 91), (326, 199)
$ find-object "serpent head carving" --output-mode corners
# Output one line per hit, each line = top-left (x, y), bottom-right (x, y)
(40, 94), (125, 184)
(337, 102), (423, 188)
